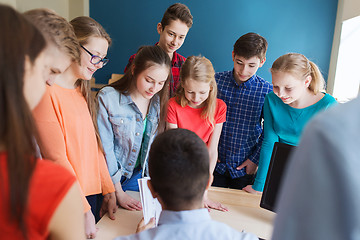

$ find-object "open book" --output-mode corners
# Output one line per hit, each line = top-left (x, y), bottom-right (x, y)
(137, 177), (162, 226)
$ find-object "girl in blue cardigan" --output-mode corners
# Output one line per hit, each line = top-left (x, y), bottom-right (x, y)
(243, 53), (337, 193)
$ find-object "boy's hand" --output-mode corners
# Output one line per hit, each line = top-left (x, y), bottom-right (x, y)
(236, 159), (257, 174)
(100, 192), (117, 220)
(136, 217), (155, 233)
(242, 185), (262, 194)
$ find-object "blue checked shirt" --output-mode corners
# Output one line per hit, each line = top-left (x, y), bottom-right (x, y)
(215, 70), (273, 179)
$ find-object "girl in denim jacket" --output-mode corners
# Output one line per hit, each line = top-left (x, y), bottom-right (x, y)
(97, 46), (171, 211)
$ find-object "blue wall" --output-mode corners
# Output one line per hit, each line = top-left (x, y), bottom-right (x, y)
(90, 0), (338, 84)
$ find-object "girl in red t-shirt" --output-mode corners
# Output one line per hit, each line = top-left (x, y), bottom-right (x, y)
(166, 56), (228, 211)
(0, 5), (84, 239)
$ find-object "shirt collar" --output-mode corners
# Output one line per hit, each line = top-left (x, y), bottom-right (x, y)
(158, 209), (211, 226)
(231, 69), (256, 89)
(119, 92), (160, 108)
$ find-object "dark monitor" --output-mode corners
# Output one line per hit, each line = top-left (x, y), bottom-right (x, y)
(260, 142), (295, 212)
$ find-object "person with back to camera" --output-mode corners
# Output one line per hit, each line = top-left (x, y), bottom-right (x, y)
(166, 55), (228, 211)
(0, 4), (84, 239)
(97, 46), (171, 211)
(272, 91), (360, 240)
(213, 32), (273, 190)
(114, 128), (258, 240)
(32, 16), (117, 239)
(124, 3), (193, 96)
(243, 53), (338, 194)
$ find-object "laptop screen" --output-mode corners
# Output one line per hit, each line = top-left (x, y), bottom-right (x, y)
(260, 142), (295, 212)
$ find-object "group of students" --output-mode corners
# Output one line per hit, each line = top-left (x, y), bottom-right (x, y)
(0, 1), (348, 240)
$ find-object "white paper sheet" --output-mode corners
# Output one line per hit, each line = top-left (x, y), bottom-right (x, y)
(138, 177), (162, 226)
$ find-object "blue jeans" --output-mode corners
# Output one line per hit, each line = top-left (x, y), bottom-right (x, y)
(120, 166), (142, 192)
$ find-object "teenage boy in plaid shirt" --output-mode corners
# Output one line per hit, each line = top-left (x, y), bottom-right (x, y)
(124, 3), (192, 97)
(213, 33), (273, 190)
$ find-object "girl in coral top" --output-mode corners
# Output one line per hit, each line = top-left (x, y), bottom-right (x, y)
(166, 56), (228, 211)
(97, 46), (171, 211)
(33, 16), (116, 239)
(0, 4), (84, 239)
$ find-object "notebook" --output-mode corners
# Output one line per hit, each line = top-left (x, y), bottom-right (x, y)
(260, 142), (295, 212)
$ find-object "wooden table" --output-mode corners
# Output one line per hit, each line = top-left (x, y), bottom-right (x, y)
(95, 187), (275, 240)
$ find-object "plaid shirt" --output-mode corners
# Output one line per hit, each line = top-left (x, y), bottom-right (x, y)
(124, 46), (186, 97)
(215, 70), (273, 179)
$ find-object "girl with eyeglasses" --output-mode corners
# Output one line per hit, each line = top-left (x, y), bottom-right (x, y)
(33, 16), (116, 239)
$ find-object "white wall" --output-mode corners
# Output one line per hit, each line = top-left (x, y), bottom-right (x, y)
(342, 0), (360, 21)
(327, 0), (360, 98)
(0, 0), (88, 19)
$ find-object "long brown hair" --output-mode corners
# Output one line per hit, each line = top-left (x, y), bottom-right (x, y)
(70, 16), (111, 147)
(110, 45), (171, 132)
(271, 53), (325, 94)
(0, 4), (46, 238)
(176, 56), (217, 126)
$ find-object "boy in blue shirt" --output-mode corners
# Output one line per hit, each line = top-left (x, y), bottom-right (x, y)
(115, 129), (257, 240)
(213, 32), (273, 190)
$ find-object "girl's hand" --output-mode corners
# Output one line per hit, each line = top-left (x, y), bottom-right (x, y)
(116, 190), (142, 211)
(203, 190), (228, 212)
(242, 185), (262, 194)
(100, 192), (117, 220)
(84, 210), (98, 239)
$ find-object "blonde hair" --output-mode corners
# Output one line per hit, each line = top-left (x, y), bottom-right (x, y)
(23, 8), (80, 63)
(176, 56), (217, 126)
(271, 53), (325, 94)
(70, 16), (111, 149)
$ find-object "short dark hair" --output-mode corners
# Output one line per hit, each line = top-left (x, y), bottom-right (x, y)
(233, 32), (268, 61)
(160, 3), (193, 29)
(149, 129), (209, 210)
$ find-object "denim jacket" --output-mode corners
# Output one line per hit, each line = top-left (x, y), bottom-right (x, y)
(97, 86), (160, 184)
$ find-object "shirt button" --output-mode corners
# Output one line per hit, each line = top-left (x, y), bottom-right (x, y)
(120, 119), (124, 124)
(136, 132), (140, 136)
(132, 149), (136, 152)
(124, 172), (128, 176)
(128, 163), (132, 166)
(136, 118), (141, 122)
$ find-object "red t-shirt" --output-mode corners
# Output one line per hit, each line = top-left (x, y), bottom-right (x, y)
(0, 153), (76, 239)
(167, 98), (227, 144)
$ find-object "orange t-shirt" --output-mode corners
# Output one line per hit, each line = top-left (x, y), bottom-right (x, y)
(0, 153), (76, 239)
(32, 85), (114, 212)
(167, 98), (227, 144)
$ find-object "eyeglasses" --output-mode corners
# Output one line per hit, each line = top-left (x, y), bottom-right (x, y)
(81, 45), (109, 66)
